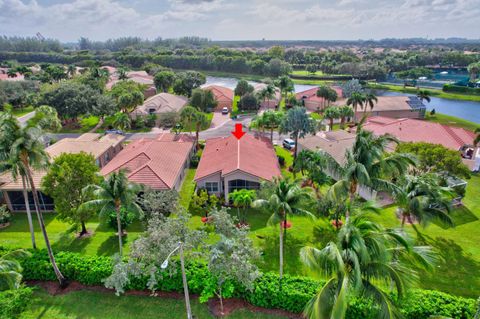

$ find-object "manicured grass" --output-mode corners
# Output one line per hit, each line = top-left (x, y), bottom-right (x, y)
(21, 289), (284, 319)
(291, 70), (325, 76)
(12, 106), (34, 117)
(425, 113), (479, 131)
(367, 82), (480, 102)
(0, 213), (144, 256)
(292, 79), (332, 86)
(178, 168), (197, 210)
(274, 146), (295, 178)
(60, 115), (100, 133)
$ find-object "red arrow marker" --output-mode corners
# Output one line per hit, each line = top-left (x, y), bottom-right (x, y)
(231, 123), (246, 140)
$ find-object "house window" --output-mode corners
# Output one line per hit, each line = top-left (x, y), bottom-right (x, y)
(228, 179), (260, 192)
(205, 182), (219, 193)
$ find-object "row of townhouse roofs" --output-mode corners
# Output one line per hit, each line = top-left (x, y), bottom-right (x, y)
(0, 115), (478, 213)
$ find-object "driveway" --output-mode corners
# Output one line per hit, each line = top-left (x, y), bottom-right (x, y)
(210, 112), (231, 129)
(17, 111), (36, 127)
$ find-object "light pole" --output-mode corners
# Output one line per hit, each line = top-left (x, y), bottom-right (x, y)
(161, 241), (192, 319)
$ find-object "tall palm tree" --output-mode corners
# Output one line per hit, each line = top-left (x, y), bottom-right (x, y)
(253, 178), (313, 279)
(256, 110), (284, 142)
(81, 170), (142, 257)
(6, 69), (17, 78)
(416, 90), (431, 104)
(393, 174), (453, 228)
(301, 214), (436, 319)
(326, 126), (416, 221)
(346, 92), (365, 122)
(467, 62), (480, 82)
(179, 105), (198, 136)
(277, 76), (294, 107)
(363, 93), (378, 114)
(0, 249), (31, 291)
(323, 107), (340, 131)
(338, 106), (354, 129)
(66, 65), (76, 78)
(117, 68), (128, 81)
(0, 112), (36, 249)
(9, 125), (67, 286)
(257, 84), (276, 108)
(474, 127), (480, 146)
(193, 112), (209, 150)
(316, 86), (330, 111)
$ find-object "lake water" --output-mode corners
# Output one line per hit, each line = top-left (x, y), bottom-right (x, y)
(204, 76), (480, 124)
(204, 76), (317, 93)
(377, 91), (480, 124)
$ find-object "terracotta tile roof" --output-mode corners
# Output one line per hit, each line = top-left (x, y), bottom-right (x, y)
(298, 131), (357, 165)
(101, 133), (194, 190)
(194, 134), (281, 181)
(253, 83), (281, 101)
(106, 70), (154, 89)
(0, 73), (25, 81)
(0, 133), (124, 191)
(132, 93), (188, 116)
(295, 86), (343, 104)
(203, 85), (234, 102)
(362, 116), (476, 150)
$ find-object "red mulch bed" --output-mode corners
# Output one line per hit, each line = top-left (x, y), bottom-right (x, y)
(27, 280), (302, 318)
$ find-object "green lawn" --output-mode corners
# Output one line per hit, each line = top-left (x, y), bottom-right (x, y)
(291, 70), (325, 76)
(425, 113), (479, 131)
(178, 168), (197, 210)
(12, 106), (34, 117)
(367, 82), (480, 102)
(274, 146), (295, 178)
(60, 115), (100, 133)
(21, 289), (285, 319)
(0, 213), (144, 256)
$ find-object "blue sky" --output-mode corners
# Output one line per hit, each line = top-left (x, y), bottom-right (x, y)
(1, 0), (479, 41)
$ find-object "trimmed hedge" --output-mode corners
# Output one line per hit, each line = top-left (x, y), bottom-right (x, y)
(16, 249), (478, 318)
(443, 84), (480, 95)
(0, 287), (33, 319)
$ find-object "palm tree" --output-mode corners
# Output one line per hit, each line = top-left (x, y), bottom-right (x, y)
(316, 86), (330, 111)
(0, 249), (31, 291)
(255, 110), (284, 142)
(117, 68), (128, 81)
(9, 125), (67, 286)
(326, 126), (416, 221)
(257, 84), (276, 108)
(81, 170), (142, 257)
(338, 106), (354, 129)
(112, 112), (131, 131)
(6, 69), (17, 78)
(346, 92), (365, 122)
(393, 174), (453, 229)
(417, 90), (431, 104)
(229, 189), (256, 224)
(293, 150), (330, 192)
(300, 214), (436, 319)
(323, 107), (340, 131)
(277, 76), (294, 107)
(193, 111), (209, 150)
(0, 112), (36, 249)
(253, 178), (313, 279)
(363, 92), (378, 114)
(326, 88), (338, 108)
(180, 105), (198, 136)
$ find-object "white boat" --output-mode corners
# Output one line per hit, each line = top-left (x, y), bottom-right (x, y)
(440, 71), (448, 75)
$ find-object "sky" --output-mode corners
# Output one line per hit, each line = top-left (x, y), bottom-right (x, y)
(1, 0), (479, 42)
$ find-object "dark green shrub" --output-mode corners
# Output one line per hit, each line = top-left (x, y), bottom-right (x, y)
(400, 289), (475, 319)
(11, 249), (477, 317)
(107, 208), (135, 232)
(277, 155), (285, 167)
(145, 114), (157, 128)
(0, 205), (11, 224)
(0, 287), (33, 319)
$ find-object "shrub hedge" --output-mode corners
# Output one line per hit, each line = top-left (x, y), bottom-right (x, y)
(0, 287), (33, 319)
(443, 84), (480, 95)
(15, 249), (477, 318)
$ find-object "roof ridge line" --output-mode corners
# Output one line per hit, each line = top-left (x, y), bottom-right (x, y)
(237, 139), (240, 170)
(441, 124), (465, 146)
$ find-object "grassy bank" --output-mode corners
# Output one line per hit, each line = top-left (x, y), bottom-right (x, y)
(12, 106), (34, 117)
(425, 113), (480, 131)
(368, 82), (480, 102)
(21, 289), (284, 319)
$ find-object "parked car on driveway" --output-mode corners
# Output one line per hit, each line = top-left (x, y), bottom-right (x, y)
(221, 107), (229, 115)
(282, 138), (295, 150)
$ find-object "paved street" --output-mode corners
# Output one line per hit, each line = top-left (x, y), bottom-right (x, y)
(48, 114), (290, 145)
